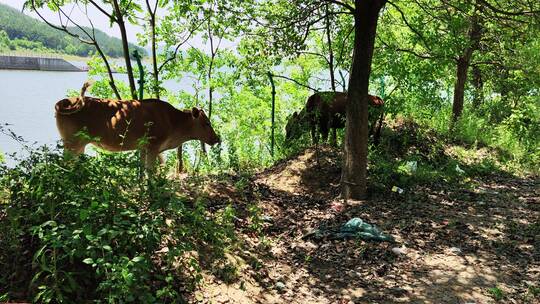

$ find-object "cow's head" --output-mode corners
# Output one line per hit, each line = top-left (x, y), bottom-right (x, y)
(191, 107), (220, 145)
(369, 95), (384, 107)
(285, 111), (307, 142)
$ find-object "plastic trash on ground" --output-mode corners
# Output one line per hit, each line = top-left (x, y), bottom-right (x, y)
(405, 160), (418, 173)
(392, 186), (404, 194)
(303, 217), (395, 242)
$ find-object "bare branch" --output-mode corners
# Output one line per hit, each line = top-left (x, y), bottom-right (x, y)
(324, 0), (355, 13)
(87, 0), (114, 20)
(157, 19), (206, 73)
(30, 0), (93, 44)
(30, 0), (122, 99)
(297, 51), (330, 64)
(377, 36), (439, 60)
(478, 0), (540, 16)
(336, 24), (354, 66)
(269, 73), (320, 92)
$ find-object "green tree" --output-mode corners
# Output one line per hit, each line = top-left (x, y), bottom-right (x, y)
(236, 0), (387, 199)
(379, 0), (540, 124)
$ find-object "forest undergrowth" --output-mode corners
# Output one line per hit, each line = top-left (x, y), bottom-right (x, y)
(0, 119), (539, 303)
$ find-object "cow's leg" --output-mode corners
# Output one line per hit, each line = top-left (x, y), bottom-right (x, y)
(176, 145), (183, 174)
(320, 123), (329, 143)
(311, 123), (318, 145)
(140, 149), (148, 176)
(57, 123), (87, 156)
(141, 147), (160, 173)
(368, 119), (375, 138)
(62, 137), (87, 156)
(373, 111), (384, 146)
(64, 144), (86, 156)
(156, 153), (164, 164)
(330, 128), (337, 146)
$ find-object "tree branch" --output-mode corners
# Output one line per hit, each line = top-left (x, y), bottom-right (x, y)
(377, 36), (438, 59)
(87, 0), (114, 20)
(157, 20), (205, 73)
(478, 0), (540, 16)
(30, 0), (121, 99)
(387, 0), (434, 54)
(269, 73), (320, 92)
(324, 0), (355, 13)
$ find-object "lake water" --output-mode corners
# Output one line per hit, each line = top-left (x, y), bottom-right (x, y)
(0, 69), (192, 165)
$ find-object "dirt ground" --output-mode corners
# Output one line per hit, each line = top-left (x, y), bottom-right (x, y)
(188, 147), (539, 304)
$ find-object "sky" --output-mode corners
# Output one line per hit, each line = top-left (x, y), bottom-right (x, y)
(1, 0), (145, 43)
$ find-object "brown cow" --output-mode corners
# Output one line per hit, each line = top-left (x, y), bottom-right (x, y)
(285, 91), (384, 145)
(55, 82), (220, 172)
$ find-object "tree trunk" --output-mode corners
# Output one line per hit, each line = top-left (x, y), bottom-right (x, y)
(341, 0), (386, 200)
(207, 21), (218, 120)
(325, 3), (336, 92)
(451, 14), (481, 123)
(208, 55), (215, 119)
(268, 72), (276, 157)
(472, 65), (483, 108)
(451, 57), (469, 123)
(112, 0), (137, 100)
(149, 11), (159, 99)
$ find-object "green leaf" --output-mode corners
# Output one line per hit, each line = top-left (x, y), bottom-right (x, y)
(79, 209), (89, 221)
(131, 256), (145, 263)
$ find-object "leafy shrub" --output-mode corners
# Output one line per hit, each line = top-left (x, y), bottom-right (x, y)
(0, 147), (236, 303)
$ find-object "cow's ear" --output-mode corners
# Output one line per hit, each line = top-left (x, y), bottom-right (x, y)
(192, 107), (200, 118)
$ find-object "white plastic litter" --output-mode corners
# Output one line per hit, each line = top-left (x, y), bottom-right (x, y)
(455, 164), (465, 174)
(392, 186), (404, 194)
(392, 247), (408, 255)
(405, 160), (418, 173)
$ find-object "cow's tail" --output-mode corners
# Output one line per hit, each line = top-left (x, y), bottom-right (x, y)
(55, 81), (92, 115)
(80, 80), (93, 99)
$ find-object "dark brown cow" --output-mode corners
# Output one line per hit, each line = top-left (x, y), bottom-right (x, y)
(285, 92), (384, 144)
(55, 82), (220, 171)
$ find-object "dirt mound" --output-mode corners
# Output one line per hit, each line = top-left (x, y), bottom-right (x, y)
(255, 146), (342, 198)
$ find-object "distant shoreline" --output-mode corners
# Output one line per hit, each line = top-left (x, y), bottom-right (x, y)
(0, 54), (135, 73)
(0, 51), (91, 62)
(0, 54), (86, 72)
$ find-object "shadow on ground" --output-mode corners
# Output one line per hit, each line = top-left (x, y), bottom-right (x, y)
(188, 126), (539, 303)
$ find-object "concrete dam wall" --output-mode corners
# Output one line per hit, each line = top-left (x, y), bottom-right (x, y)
(0, 55), (83, 72)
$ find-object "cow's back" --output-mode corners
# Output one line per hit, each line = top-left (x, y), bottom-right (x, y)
(305, 92), (347, 128)
(55, 97), (177, 151)
(328, 92), (347, 116)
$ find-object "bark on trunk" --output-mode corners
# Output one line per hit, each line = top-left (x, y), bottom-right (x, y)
(148, 3), (159, 99)
(207, 19), (217, 120)
(208, 55), (215, 119)
(472, 65), (483, 108)
(451, 57), (469, 123)
(341, 0), (385, 200)
(325, 3), (336, 92)
(451, 14), (482, 123)
(112, 0), (137, 100)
